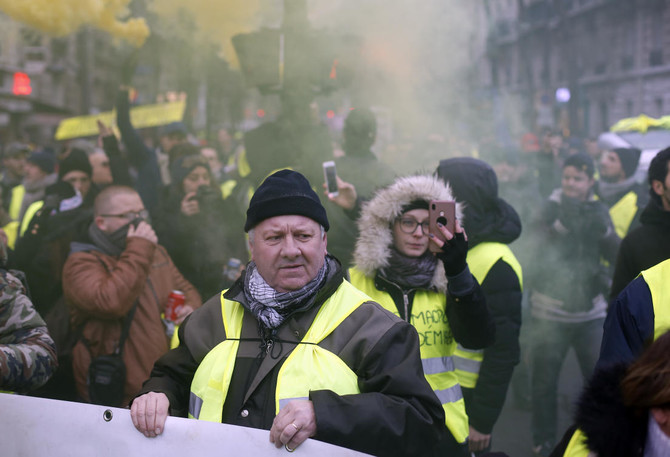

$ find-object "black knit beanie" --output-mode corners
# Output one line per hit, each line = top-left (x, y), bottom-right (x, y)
(244, 169), (329, 232)
(58, 148), (92, 179)
(27, 150), (56, 174)
(612, 147), (641, 179)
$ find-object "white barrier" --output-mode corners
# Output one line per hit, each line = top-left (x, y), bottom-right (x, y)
(1, 393), (371, 456)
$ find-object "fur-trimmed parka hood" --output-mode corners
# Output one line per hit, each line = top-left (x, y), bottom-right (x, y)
(353, 174), (462, 293)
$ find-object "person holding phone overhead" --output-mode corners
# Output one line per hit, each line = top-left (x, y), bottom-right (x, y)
(347, 174), (495, 456)
(62, 186), (201, 406)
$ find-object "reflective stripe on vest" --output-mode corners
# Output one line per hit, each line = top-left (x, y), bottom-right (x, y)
(9, 185), (25, 221)
(562, 428), (592, 457)
(220, 180), (237, 200)
(453, 242), (523, 389)
(609, 191), (638, 239)
(19, 200), (43, 237)
(348, 268), (469, 443)
(189, 281), (368, 421)
(641, 258), (670, 341)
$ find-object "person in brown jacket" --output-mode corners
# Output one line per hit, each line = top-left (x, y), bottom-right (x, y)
(62, 186), (201, 406)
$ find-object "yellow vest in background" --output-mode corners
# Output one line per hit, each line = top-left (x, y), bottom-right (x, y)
(453, 243), (523, 389)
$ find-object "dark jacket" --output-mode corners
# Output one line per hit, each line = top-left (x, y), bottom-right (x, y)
(610, 199), (670, 300)
(116, 89), (162, 213)
(528, 189), (619, 314)
(550, 364), (646, 457)
(153, 185), (247, 300)
(598, 275), (654, 370)
(138, 257), (447, 456)
(436, 157), (523, 434)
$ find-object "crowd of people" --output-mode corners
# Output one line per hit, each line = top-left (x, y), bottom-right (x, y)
(1, 88), (670, 457)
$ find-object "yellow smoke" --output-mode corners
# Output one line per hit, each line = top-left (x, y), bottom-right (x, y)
(148, 0), (260, 67)
(0, 0), (149, 47)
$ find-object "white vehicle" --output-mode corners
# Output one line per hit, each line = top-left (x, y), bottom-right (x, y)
(603, 115), (670, 183)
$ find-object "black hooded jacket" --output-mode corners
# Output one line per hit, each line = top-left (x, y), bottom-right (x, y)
(436, 157), (523, 434)
(610, 198), (670, 301)
(550, 364), (647, 457)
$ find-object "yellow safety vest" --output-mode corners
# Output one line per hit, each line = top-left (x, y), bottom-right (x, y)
(641, 258), (670, 340)
(348, 268), (469, 443)
(1, 221), (19, 250)
(8, 185), (25, 221)
(609, 191), (638, 239)
(453, 242), (523, 389)
(19, 201), (43, 237)
(189, 281), (367, 421)
(562, 428), (593, 457)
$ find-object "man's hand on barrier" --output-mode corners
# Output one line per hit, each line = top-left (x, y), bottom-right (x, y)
(269, 399), (317, 451)
(130, 392), (169, 438)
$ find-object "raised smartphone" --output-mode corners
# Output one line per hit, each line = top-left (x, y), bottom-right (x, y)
(428, 200), (456, 253)
(323, 161), (339, 197)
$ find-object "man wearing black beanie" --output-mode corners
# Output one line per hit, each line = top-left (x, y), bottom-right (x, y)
(596, 145), (648, 238)
(131, 169), (447, 456)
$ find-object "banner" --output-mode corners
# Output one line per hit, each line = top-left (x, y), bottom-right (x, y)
(54, 100), (186, 140)
(0, 393), (370, 456)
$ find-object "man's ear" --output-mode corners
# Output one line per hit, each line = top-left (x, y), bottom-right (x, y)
(94, 216), (106, 231)
(652, 179), (665, 197)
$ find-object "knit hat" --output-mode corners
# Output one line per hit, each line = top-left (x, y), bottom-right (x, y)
(58, 148), (92, 179)
(159, 121), (188, 138)
(612, 147), (641, 179)
(244, 169), (329, 232)
(27, 150), (56, 174)
(401, 199), (429, 214)
(563, 153), (595, 178)
(170, 154), (210, 185)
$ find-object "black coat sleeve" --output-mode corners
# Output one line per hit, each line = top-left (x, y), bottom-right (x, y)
(102, 134), (133, 187)
(311, 321), (447, 457)
(446, 275), (495, 350)
(463, 260), (522, 433)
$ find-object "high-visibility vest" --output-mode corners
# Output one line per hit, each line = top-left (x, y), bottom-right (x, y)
(8, 185), (25, 221)
(189, 281), (368, 422)
(641, 258), (670, 340)
(562, 428), (593, 457)
(453, 242), (523, 389)
(19, 201), (43, 237)
(609, 190), (638, 239)
(1, 221), (19, 250)
(348, 268), (469, 443)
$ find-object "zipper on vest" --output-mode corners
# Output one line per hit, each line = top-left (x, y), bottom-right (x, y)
(403, 293), (409, 322)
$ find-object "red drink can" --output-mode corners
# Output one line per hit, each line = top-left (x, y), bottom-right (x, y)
(165, 290), (185, 322)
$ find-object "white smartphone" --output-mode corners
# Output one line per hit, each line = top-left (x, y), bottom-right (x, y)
(323, 161), (339, 197)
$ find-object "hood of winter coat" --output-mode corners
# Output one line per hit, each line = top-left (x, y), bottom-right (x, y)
(436, 157), (521, 247)
(353, 175), (461, 293)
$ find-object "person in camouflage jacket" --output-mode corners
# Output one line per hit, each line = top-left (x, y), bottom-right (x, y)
(0, 268), (57, 392)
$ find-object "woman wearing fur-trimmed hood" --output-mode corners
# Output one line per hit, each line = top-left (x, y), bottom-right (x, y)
(348, 174), (495, 456)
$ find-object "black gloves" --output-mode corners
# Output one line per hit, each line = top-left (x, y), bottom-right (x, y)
(435, 231), (468, 277)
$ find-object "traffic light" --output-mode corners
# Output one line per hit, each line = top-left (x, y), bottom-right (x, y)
(12, 72), (32, 96)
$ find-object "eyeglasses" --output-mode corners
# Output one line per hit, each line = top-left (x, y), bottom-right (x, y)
(396, 218), (429, 234)
(99, 209), (149, 220)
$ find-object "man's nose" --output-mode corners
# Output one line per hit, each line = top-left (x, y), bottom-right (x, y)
(281, 236), (301, 257)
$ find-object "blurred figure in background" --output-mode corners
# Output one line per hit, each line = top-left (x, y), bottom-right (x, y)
(609, 147), (670, 300)
(527, 153), (619, 456)
(1, 142), (29, 214)
(324, 108), (396, 267)
(154, 154), (247, 299)
(595, 137), (647, 238)
(11, 150), (57, 229)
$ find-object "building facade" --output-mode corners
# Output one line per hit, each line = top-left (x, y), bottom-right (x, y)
(478, 0), (670, 139)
